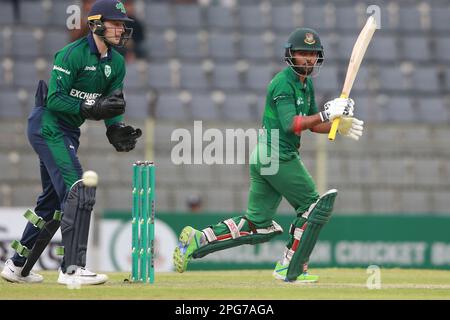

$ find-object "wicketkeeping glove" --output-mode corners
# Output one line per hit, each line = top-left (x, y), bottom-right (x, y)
(320, 97), (354, 122)
(338, 117), (364, 141)
(106, 122), (142, 152)
(80, 89), (126, 120)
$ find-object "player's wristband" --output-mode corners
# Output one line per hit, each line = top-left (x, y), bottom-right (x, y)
(292, 116), (303, 135)
(319, 111), (329, 122)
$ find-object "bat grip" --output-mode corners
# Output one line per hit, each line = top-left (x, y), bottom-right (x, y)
(327, 93), (348, 141)
(328, 118), (340, 141)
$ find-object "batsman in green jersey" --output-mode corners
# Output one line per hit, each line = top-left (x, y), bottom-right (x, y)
(173, 28), (365, 283)
(1, 0), (141, 285)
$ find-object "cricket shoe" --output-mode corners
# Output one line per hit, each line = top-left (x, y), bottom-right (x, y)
(57, 267), (108, 286)
(273, 261), (319, 283)
(173, 226), (203, 273)
(0, 259), (43, 283)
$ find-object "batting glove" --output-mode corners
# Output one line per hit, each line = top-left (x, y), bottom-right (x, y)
(320, 97), (354, 122)
(337, 117), (364, 141)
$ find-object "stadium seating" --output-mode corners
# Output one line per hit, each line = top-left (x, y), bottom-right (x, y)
(398, 6), (423, 32)
(174, 4), (203, 30)
(179, 63), (209, 90)
(208, 33), (238, 60)
(0, 1), (14, 25)
(145, 2), (173, 29)
(271, 5), (295, 32)
(190, 93), (219, 120)
(401, 36), (431, 62)
(19, 0), (49, 26)
(430, 7), (450, 31)
(221, 93), (255, 121)
(175, 32), (206, 59)
(0, 91), (26, 118)
(0, 0), (449, 214)
(238, 4), (269, 31)
(205, 5), (235, 30)
(211, 63), (241, 90)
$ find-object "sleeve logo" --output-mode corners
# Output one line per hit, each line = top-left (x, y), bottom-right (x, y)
(53, 65), (71, 75)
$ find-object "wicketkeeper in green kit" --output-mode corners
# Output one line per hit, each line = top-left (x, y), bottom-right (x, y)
(173, 28), (365, 283)
(1, 0), (141, 285)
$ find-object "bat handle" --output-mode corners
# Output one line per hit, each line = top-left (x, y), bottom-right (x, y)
(327, 93), (348, 141)
(328, 118), (340, 141)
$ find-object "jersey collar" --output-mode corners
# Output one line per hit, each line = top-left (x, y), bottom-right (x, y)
(285, 67), (307, 89)
(87, 32), (112, 61)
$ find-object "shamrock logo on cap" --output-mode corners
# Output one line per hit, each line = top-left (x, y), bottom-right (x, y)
(116, 1), (126, 14)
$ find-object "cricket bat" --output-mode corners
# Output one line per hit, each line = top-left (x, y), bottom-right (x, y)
(328, 15), (377, 141)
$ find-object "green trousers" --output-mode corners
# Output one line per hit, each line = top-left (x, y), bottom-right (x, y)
(209, 145), (320, 235)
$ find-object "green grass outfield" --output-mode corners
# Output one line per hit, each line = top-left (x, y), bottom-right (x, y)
(1, 268), (450, 300)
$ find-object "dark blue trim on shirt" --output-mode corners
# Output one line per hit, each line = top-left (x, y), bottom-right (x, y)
(87, 32), (112, 61)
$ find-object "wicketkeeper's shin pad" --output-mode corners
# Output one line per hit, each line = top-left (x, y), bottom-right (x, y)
(20, 210), (62, 277)
(192, 216), (283, 259)
(286, 189), (337, 281)
(61, 180), (96, 272)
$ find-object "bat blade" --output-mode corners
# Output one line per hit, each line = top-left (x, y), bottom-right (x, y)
(328, 15), (377, 141)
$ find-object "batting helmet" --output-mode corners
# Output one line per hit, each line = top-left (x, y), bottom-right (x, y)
(88, 0), (134, 47)
(284, 28), (324, 77)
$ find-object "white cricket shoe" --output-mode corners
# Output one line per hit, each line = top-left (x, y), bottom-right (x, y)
(57, 267), (108, 286)
(0, 259), (43, 283)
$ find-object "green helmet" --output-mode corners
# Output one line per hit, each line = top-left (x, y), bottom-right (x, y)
(284, 28), (324, 76)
